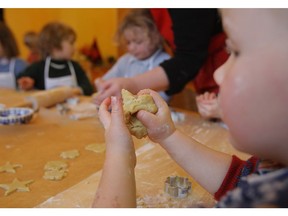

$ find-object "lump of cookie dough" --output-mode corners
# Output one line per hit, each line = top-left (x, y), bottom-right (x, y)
(121, 89), (158, 139)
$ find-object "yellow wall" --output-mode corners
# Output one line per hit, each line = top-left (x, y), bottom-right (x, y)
(5, 8), (118, 62)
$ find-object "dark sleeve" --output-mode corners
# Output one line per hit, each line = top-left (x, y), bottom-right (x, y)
(214, 156), (260, 201)
(72, 61), (94, 96)
(160, 9), (220, 95)
(16, 61), (45, 90)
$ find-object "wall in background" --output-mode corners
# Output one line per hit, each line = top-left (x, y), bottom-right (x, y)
(5, 8), (120, 62)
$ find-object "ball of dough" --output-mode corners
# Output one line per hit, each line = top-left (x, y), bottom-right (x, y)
(121, 89), (158, 139)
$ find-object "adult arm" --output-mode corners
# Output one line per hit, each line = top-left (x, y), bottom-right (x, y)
(161, 9), (220, 95)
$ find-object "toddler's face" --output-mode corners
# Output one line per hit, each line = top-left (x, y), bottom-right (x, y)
(215, 9), (288, 161)
(124, 27), (157, 60)
(54, 37), (75, 60)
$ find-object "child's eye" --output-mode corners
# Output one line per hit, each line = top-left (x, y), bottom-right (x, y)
(225, 39), (240, 57)
(225, 45), (239, 57)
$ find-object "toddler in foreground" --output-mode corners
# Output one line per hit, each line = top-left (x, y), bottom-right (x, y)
(93, 9), (288, 207)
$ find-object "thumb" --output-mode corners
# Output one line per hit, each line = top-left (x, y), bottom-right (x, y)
(110, 96), (125, 125)
(95, 78), (104, 92)
(137, 110), (158, 129)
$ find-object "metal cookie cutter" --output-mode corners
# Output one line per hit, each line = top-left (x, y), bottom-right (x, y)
(164, 176), (192, 198)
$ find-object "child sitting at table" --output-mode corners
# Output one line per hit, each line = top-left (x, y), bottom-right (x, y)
(0, 21), (27, 89)
(17, 22), (93, 96)
(94, 10), (171, 102)
(93, 9), (288, 207)
(23, 31), (41, 64)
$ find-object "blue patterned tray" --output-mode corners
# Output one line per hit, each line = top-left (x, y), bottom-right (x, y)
(0, 108), (34, 125)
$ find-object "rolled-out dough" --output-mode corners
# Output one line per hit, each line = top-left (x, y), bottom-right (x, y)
(121, 89), (158, 139)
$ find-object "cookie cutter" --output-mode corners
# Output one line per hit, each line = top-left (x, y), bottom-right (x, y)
(56, 103), (70, 115)
(0, 108), (34, 125)
(164, 176), (192, 198)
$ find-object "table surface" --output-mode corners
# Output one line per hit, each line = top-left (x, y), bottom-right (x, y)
(0, 89), (249, 208)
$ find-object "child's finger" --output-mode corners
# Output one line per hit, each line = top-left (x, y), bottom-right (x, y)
(98, 97), (112, 129)
(203, 92), (210, 100)
(95, 78), (104, 92)
(209, 92), (217, 100)
(110, 96), (125, 125)
(137, 109), (159, 129)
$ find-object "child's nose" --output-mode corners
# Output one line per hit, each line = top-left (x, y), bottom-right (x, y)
(128, 43), (136, 52)
(214, 55), (231, 85)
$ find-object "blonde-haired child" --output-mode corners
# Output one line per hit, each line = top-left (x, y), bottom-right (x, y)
(95, 10), (171, 102)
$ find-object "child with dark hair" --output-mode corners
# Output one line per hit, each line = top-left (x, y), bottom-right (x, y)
(18, 22), (93, 96)
(23, 31), (41, 64)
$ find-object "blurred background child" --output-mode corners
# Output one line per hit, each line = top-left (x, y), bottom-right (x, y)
(95, 10), (171, 102)
(17, 21), (93, 96)
(0, 21), (27, 89)
(23, 31), (41, 64)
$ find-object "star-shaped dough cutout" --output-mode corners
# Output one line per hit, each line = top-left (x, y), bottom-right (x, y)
(0, 162), (22, 173)
(0, 178), (34, 196)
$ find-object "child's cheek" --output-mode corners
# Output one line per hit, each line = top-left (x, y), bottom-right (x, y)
(219, 72), (255, 152)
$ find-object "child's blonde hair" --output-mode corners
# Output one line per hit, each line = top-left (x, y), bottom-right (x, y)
(115, 9), (163, 50)
(0, 21), (19, 58)
(39, 22), (76, 58)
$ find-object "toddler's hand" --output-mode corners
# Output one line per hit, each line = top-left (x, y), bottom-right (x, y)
(93, 77), (137, 106)
(17, 77), (35, 90)
(136, 89), (176, 144)
(196, 92), (221, 119)
(98, 96), (136, 164)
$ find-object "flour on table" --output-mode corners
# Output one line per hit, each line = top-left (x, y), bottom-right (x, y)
(85, 143), (106, 153)
(60, 149), (79, 159)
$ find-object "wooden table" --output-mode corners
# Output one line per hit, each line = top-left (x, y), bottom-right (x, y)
(0, 89), (249, 208)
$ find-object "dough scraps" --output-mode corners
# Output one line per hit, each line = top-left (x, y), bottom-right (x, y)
(43, 160), (68, 181)
(85, 143), (106, 153)
(0, 178), (34, 196)
(121, 89), (158, 139)
(43, 170), (67, 181)
(0, 161), (22, 173)
(60, 149), (80, 159)
(44, 161), (68, 171)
